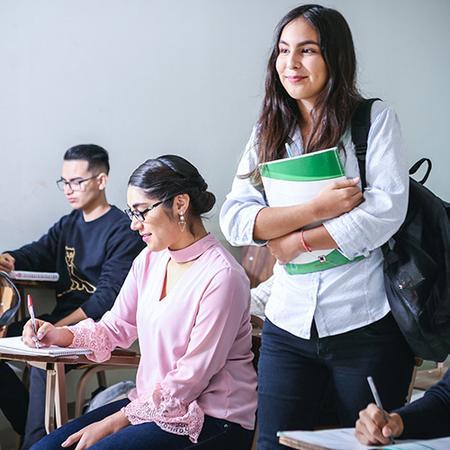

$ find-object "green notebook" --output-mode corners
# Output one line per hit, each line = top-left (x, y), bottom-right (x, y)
(259, 147), (363, 275)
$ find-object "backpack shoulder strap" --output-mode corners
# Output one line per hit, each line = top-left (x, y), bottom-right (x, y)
(351, 98), (381, 189)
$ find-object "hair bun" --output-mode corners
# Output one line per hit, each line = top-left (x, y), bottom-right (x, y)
(196, 191), (216, 214)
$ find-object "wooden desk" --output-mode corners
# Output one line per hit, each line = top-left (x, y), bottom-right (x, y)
(279, 435), (310, 449)
(0, 350), (140, 433)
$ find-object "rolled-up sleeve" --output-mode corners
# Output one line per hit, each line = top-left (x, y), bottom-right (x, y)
(220, 129), (268, 246)
(323, 104), (409, 259)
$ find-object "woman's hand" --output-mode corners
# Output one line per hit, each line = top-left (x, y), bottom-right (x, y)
(312, 177), (363, 221)
(61, 411), (130, 450)
(355, 403), (404, 445)
(267, 231), (302, 264)
(22, 319), (74, 348)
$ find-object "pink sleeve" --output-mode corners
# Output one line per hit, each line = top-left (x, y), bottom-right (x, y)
(68, 259), (141, 363)
(123, 384), (204, 442)
(122, 267), (250, 442)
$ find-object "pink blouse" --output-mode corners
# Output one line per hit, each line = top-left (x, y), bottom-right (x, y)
(69, 234), (257, 442)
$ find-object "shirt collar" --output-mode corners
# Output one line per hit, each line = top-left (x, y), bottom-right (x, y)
(168, 233), (217, 263)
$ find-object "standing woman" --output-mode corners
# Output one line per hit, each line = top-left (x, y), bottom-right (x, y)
(23, 155), (257, 450)
(220, 4), (414, 449)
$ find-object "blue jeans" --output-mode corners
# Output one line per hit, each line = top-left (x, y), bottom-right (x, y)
(31, 399), (254, 450)
(257, 313), (414, 450)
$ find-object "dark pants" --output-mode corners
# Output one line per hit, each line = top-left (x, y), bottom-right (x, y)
(31, 398), (254, 450)
(0, 361), (29, 435)
(257, 313), (415, 450)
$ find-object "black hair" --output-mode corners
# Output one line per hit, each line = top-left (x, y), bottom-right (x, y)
(249, 4), (362, 183)
(128, 155), (216, 218)
(63, 144), (110, 175)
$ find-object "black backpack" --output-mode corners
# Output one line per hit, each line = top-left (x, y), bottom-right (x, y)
(352, 99), (450, 361)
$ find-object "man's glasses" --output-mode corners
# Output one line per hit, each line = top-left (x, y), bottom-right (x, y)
(124, 201), (164, 223)
(56, 175), (99, 192)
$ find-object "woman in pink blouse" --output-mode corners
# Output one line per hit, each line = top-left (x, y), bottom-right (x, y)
(23, 155), (257, 450)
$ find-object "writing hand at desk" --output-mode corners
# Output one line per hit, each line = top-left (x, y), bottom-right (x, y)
(22, 319), (74, 348)
(355, 403), (404, 445)
(0, 253), (15, 272)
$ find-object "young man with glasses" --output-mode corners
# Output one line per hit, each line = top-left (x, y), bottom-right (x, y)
(0, 144), (144, 447)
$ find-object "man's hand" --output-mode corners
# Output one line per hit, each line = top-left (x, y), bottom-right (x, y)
(0, 253), (15, 272)
(267, 231), (302, 265)
(355, 403), (404, 445)
(61, 411), (130, 450)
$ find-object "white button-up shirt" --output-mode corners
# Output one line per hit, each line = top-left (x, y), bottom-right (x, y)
(220, 101), (409, 339)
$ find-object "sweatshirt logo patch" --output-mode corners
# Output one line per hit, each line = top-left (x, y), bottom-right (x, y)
(57, 246), (96, 297)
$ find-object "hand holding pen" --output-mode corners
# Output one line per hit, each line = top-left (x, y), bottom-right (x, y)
(355, 376), (404, 445)
(27, 294), (41, 349)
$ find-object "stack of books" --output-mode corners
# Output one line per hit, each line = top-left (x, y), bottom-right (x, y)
(259, 147), (363, 275)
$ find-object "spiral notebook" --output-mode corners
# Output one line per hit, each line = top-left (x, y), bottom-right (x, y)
(9, 270), (60, 282)
(0, 336), (91, 357)
(277, 428), (450, 450)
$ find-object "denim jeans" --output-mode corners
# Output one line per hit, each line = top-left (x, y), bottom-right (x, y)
(31, 398), (254, 450)
(0, 361), (28, 435)
(257, 313), (414, 450)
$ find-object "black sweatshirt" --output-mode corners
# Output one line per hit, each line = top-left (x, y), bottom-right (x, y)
(8, 206), (145, 321)
(396, 369), (450, 439)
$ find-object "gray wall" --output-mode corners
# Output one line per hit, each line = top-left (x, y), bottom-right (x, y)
(1, 0), (449, 250)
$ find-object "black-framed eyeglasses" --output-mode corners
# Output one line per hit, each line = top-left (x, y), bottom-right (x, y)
(124, 201), (164, 223)
(56, 174), (99, 192)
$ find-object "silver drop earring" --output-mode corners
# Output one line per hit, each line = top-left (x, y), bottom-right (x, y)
(178, 212), (186, 232)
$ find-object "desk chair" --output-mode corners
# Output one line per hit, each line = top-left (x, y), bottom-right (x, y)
(73, 349), (140, 417)
(413, 360), (448, 392)
(0, 271), (21, 338)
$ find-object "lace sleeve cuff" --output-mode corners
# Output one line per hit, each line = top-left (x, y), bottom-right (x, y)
(67, 319), (113, 362)
(122, 383), (204, 443)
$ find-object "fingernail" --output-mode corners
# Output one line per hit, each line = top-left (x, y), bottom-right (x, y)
(37, 333), (43, 339)
(61, 440), (67, 447)
(353, 177), (360, 182)
(32, 336), (38, 342)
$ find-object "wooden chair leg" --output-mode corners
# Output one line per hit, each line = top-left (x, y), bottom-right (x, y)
(96, 370), (107, 389)
(406, 364), (419, 403)
(54, 362), (68, 428)
(45, 364), (56, 434)
(75, 366), (112, 417)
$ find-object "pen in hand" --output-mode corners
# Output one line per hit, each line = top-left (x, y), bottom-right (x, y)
(367, 376), (394, 444)
(27, 294), (41, 349)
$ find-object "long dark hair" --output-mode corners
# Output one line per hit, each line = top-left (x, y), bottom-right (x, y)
(251, 4), (362, 183)
(128, 155), (216, 219)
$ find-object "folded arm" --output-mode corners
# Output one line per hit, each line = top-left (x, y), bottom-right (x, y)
(324, 105), (409, 259)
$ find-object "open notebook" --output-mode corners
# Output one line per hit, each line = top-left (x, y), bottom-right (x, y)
(0, 336), (91, 357)
(277, 428), (450, 450)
